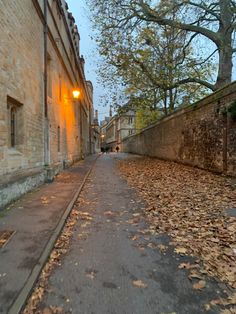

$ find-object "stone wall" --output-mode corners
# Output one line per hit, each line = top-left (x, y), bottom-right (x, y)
(122, 82), (236, 176)
(0, 0), (93, 208)
(0, 0), (44, 177)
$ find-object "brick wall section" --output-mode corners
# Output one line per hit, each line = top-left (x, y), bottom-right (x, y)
(122, 82), (236, 176)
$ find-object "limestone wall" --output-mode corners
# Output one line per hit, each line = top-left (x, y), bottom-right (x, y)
(0, 0), (44, 176)
(0, 0), (93, 208)
(122, 83), (236, 176)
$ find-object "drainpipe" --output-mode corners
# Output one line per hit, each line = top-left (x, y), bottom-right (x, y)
(44, 0), (48, 119)
(80, 100), (83, 158)
(43, 0), (51, 179)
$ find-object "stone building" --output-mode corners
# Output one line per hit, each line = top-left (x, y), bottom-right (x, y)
(91, 110), (101, 154)
(0, 0), (93, 208)
(105, 110), (136, 151)
(105, 116), (117, 151)
(117, 110), (136, 148)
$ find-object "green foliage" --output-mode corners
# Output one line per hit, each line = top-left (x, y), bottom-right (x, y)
(87, 0), (220, 113)
(136, 108), (162, 131)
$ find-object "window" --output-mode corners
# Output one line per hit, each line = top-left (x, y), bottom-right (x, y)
(10, 107), (16, 147)
(129, 129), (133, 135)
(128, 117), (133, 124)
(7, 96), (24, 149)
(57, 126), (60, 152)
(47, 53), (52, 98)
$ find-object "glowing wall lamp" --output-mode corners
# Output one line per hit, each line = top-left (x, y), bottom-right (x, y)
(72, 89), (80, 99)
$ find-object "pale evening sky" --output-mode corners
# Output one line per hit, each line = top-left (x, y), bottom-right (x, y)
(66, 0), (110, 122)
(66, 0), (236, 121)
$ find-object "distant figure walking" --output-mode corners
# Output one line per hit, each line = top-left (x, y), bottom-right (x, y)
(116, 146), (119, 153)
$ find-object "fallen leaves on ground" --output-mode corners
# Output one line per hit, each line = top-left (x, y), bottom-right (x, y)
(192, 280), (206, 290)
(104, 210), (114, 216)
(119, 157), (236, 292)
(86, 269), (97, 280)
(174, 247), (188, 255)
(23, 207), (80, 313)
(132, 279), (148, 288)
(220, 309), (236, 314)
(41, 306), (64, 314)
(41, 196), (49, 205)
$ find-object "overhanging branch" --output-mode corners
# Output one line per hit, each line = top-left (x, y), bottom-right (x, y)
(170, 78), (216, 91)
(135, 1), (222, 46)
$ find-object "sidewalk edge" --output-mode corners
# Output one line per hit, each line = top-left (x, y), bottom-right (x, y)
(8, 157), (97, 314)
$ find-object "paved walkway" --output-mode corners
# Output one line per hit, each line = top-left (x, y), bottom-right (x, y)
(0, 156), (97, 314)
(38, 154), (223, 314)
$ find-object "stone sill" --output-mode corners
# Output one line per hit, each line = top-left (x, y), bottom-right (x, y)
(7, 148), (23, 157)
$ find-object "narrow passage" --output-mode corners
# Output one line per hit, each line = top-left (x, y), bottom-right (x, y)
(37, 154), (226, 314)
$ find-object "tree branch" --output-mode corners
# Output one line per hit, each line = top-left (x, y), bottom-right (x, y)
(135, 1), (222, 45)
(188, 1), (220, 20)
(186, 48), (218, 67)
(170, 78), (216, 91)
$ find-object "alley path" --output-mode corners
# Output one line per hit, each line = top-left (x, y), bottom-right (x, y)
(34, 154), (226, 314)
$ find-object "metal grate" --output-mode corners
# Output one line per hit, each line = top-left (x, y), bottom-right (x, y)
(0, 230), (15, 248)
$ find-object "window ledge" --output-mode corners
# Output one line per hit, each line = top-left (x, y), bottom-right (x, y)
(7, 148), (23, 156)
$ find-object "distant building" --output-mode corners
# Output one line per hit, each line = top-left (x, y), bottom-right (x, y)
(100, 106), (113, 151)
(91, 110), (101, 153)
(104, 110), (136, 151)
(117, 110), (136, 149)
(106, 116), (118, 151)
(0, 0), (93, 208)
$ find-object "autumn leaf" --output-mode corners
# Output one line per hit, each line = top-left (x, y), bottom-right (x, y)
(174, 247), (187, 255)
(104, 211), (114, 216)
(220, 309), (236, 314)
(193, 280), (206, 290)
(132, 279), (148, 288)
(157, 244), (168, 252)
(204, 304), (211, 311)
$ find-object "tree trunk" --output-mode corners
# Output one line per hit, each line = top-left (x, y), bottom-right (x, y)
(215, 0), (233, 89)
(215, 44), (233, 89)
(169, 88), (174, 112)
(163, 90), (168, 115)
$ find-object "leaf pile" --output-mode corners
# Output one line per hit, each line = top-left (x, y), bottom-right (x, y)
(119, 157), (236, 289)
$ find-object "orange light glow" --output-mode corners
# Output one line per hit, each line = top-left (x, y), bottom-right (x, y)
(72, 89), (80, 99)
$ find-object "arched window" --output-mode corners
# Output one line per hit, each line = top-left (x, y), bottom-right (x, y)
(7, 96), (24, 149)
